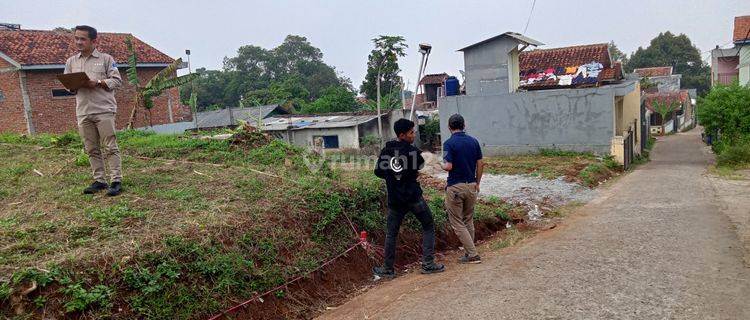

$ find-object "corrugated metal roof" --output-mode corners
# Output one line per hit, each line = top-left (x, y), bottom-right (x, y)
(262, 114), (380, 131)
(458, 32), (544, 51)
(195, 105), (285, 129)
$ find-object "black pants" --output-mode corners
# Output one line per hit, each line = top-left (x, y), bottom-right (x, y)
(383, 196), (436, 270)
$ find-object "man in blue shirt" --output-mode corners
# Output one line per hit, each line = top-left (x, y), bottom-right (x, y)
(441, 114), (484, 264)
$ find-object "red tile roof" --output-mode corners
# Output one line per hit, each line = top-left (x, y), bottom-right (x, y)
(633, 66), (673, 77)
(0, 29), (174, 66)
(518, 43), (624, 89)
(520, 43), (611, 71)
(599, 62), (623, 82)
(419, 73), (448, 85)
(734, 15), (750, 43)
(644, 90), (688, 112)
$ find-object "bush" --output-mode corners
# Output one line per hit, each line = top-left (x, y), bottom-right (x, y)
(698, 83), (750, 147)
(716, 139), (750, 167)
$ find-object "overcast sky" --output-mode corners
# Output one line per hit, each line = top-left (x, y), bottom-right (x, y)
(4, 0), (750, 89)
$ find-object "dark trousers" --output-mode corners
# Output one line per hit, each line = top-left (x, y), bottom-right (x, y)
(383, 196), (436, 270)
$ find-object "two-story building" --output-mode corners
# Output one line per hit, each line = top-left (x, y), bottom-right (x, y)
(711, 15), (750, 86)
(438, 32), (643, 167)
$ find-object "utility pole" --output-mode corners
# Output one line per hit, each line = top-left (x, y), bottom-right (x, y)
(186, 49), (198, 129)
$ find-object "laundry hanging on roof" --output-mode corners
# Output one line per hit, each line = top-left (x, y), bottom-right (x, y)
(558, 75), (574, 86)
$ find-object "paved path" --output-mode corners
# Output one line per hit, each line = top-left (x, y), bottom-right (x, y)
(319, 129), (750, 320)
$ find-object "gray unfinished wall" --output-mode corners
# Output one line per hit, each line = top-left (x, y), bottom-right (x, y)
(651, 74), (681, 92)
(439, 82), (636, 156)
(463, 38), (517, 96)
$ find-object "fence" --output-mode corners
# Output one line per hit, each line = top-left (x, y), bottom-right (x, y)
(623, 129), (634, 170)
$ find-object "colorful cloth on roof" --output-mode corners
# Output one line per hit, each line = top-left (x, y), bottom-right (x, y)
(558, 75), (574, 86)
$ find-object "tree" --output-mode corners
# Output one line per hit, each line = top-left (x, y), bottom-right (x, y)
(243, 77), (309, 111)
(360, 91), (402, 111)
(608, 41), (628, 66)
(124, 36), (197, 128)
(301, 86), (357, 114)
(182, 35), (346, 111)
(651, 98), (680, 135)
(625, 31), (710, 95)
(360, 35), (407, 100)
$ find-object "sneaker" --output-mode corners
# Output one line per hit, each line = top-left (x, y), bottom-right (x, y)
(420, 262), (446, 274)
(83, 181), (108, 194)
(106, 182), (122, 197)
(458, 254), (482, 264)
(373, 266), (395, 280)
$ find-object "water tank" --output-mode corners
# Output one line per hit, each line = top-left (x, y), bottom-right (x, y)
(445, 76), (460, 96)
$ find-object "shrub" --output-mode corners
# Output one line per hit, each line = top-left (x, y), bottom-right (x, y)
(50, 131), (82, 148)
(716, 138), (750, 167)
(62, 283), (113, 313)
(698, 83), (750, 147)
(75, 149), (90, 167)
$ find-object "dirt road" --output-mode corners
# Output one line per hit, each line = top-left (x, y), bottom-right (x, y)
(318, 129), (750, 320)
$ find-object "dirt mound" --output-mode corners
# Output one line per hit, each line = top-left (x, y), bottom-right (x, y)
(231, 121), (274, 148)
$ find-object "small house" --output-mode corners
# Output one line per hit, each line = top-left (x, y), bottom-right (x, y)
(261, 110), (403, 150)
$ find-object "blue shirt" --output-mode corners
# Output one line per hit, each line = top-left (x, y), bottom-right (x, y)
(443, 131), (483, 187)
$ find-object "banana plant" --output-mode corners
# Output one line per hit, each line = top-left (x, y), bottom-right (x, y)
(125, 36), (198, 128)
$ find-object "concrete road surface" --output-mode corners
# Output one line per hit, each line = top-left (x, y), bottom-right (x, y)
(318, 128), (750, 320)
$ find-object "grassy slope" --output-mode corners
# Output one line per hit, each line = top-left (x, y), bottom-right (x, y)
(0, 131), (516, 319)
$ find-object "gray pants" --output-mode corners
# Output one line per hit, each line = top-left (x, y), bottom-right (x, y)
(77, 112), (122, 183)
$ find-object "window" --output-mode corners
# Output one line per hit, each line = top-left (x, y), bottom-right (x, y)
(0, 89), (4, 102)
(52, 89), (75, 98)
(315, 135), (339, 149)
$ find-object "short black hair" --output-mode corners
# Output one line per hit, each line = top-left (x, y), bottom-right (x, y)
(393, 118), (415, 136)
(74, 25), (97, 40)
(448, 114), (465, 130)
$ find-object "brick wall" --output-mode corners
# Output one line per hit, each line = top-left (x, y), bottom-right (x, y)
(0, 58), (28, 133)
(0, 64), (193, 134)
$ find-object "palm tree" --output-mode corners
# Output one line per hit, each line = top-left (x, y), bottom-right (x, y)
(652, 99), (679, 135)
(124, 36), (198, 128)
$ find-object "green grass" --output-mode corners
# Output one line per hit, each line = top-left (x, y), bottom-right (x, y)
(490, 228), (530, 250)
(484, 149), (615, 186)
(0, 129), (530, 319)
(0, 130), (391, 319)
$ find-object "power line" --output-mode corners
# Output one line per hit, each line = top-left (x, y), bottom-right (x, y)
(523, 0), (537, 34)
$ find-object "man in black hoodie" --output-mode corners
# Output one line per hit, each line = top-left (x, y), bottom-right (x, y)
(373, 118), (446, 278)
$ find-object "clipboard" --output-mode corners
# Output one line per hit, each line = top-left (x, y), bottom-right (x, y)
(56, 72), (90, 91)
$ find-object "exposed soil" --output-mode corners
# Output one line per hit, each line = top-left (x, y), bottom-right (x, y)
(226, 215), (523, 320)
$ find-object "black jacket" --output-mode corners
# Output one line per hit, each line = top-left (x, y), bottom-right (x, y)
(374, 139), (425, 206)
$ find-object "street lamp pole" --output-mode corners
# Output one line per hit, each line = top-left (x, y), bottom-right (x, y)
(410, 43), (432, 122)
(376, 55), (388, 147)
